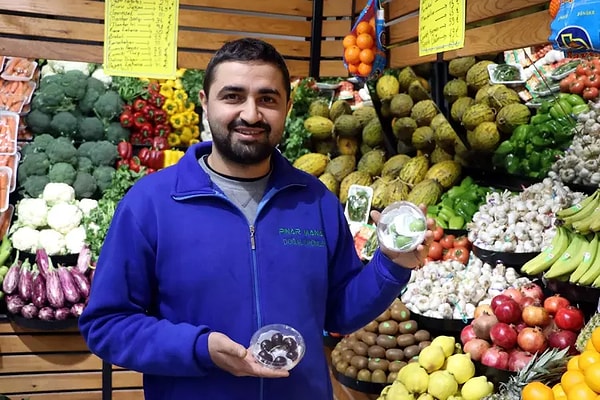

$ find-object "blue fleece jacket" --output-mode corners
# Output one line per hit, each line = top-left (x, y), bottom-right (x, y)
(79, 141), (410, 400)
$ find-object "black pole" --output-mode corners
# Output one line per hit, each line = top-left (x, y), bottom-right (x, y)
(309, 0), (324, 79)
(432, 52), (448, 115)
(102, 361), (112, 400)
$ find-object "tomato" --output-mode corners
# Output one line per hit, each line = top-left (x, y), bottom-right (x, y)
(543, 295), (570, 315)
(585, 74), (600, 88)
(428, 241), (444, 260)
(576, 64), (592, 76)
(454, 236), (471, 250)
(443, 245), (469, 264)
(560, 78), (573, 92)
(583, 86), (599, 100)
(570, 80), (586, 94)
(433, 225), (444, 241)
(555, 306), (585, 331)
(423, 256), (433, 264)
(440, 234), (455, 249)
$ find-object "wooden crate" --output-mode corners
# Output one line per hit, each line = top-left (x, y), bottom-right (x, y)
(386, 0), (553, 67)
(0, 322), (143, 399)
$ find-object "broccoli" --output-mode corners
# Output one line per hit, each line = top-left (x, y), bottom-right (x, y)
(77, 141), (96, 159)
(32, 133), (56, 152)
(89, 140), (118, 167)
(46, 137), (78, 165)
(50, 111), (78, 137)
(105, 121), (130, 144)
(31, 83), (74, 114)
(40, 73), (63, 87)
(79, 88), (102, 115)
(19, 152), (50, 177)
(77, 156), (94, 173)
(23, 175), (50, 198)
(73, 171), (98, 199)
(93, 166), (116, 192)
(93, 90), (124, 121)
(78, 117), (105, 141)
(48, 162), (77, 186)
(86, 77), (107, 95)
(26, 109), (52, 134)
(60, 70), (89, 100)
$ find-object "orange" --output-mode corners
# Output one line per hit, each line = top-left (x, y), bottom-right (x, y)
(344, 46), (361, 64)
(586, 339), (597, 352)
(562, 370), (586, 392)
(357, 63), (372, 77)
(343, 34), (357, 49)
(579, 350), (600, 371)
(584, 362), (600, 393)
(565, 382), (597, 400)
(369, 17), (376, 31)
(592, 327), (600, 352)
(522, 381), (554, 400)
(347, 63), (359, 75)
(359, 48), (375, 64)
(356, 21), (373, 35)
(356, 33), (374, 50)
(568, 356), (581, 371)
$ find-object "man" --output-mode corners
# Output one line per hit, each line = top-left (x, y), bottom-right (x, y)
(80, 38), (432, 399)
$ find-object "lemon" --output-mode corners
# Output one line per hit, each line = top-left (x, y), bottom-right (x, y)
(445, 353), (475, 384)
(418, 344), (446, 373)
(461, 376), (494, 400)
(427, 370), (458, 400)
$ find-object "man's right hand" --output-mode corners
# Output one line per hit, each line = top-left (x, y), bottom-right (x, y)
(208, 332), (289, 378)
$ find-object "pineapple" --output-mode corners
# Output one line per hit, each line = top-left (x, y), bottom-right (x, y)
(483, 347), (569, 400)
(576, 312), (600, 352)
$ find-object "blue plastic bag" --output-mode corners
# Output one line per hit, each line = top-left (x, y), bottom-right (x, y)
(550, 0), (600, 55)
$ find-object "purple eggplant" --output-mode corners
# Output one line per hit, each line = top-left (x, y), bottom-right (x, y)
(69, 267), (90, 299)
(6, 295), (25, 314)
(35, 248), (50, 278)
(46, 263), (65, 309)
(31, 269), (47, 308)
(58, 265), (80, 303)
(38, 307), (55, 321)
(76, 246), (91, 274)
(55, 307), (70, 320)
(2, 259), (22, 294)
(21, 303), (38, 319)
(17, 259), (33, 302)
(70, 303), (85, 317)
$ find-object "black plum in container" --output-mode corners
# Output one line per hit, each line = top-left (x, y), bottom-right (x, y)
(250, 324), (305, 370)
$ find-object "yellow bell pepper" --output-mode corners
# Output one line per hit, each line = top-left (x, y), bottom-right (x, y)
(176, 68), (186, 78)
(191, 125), (200, 138)
(175, 99), (187, 114)
(167, 133), (181, 147)
(190, 112), (200, 125)
(163, 99), (179, 115)
(174, 79), (184, 90)
(189, 139), (200, 145)
(180, 128), (193, 144)
(160, 86), (174, 99)
(170, 114), (185, 129)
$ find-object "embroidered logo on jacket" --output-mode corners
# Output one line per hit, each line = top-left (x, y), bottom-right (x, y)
(278, 227), (325, 247)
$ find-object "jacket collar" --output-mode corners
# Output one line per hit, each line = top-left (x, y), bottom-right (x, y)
(171, 141), (308, 197)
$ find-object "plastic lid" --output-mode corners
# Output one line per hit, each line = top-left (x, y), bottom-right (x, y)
(377, 201), (426, 252)
(250, 324), (305, 370)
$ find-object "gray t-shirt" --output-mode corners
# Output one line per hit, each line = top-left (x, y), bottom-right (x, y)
(199, 155), (270, 224)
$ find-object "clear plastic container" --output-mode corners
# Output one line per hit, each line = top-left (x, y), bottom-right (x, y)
(0, 166), (12, 212)
(1, 58), (37, 81)
(0, 111), (19, 155)
(250, 324), (305, 370)
(487, 63), (526, 86)
(377, 201), (426, 252)
(8, 152), (19, 192)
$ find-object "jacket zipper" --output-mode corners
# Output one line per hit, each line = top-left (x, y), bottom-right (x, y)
(250, 224), (264, 400)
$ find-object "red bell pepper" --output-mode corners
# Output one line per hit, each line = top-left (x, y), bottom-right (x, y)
(139, 122), (154, 137)
(147, 81), (161, 94)
(128, 156), (141, 172)
(148, 149), (165, 170)
(153, 109), (168, 124)
(154, 124), (171, 138)
(152, 135), (169, 151)
(138, 147), (151, 166)
(133, 111), (147, 129)
(149, 93), (166, 109)
(130, 132), (143, 145)
(116, 159), (129, 169)
(145, 167), (156, 175)
(142, 104), (156, 120)
(117, 141), (133, 160)
(133, 98), (147, 112)
(120, 111), (134, 128)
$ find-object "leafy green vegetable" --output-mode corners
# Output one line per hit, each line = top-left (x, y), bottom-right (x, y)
(180, 68), (205, 107)
(111, 76), (148, 103)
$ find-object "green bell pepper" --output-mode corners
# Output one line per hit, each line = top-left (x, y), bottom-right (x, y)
(438, 205), (456, 222)
(566, 94), (586, 107)
(495, 140), (514, 156)
(549, 100), (573, 119)
(448, 215), (466, 230)
(539, 100), (554, 114)
(531, 113), (552, 125)
(529, 151), (541, 172)
(511, 124), (532, 142)
(505, 154), (519, 174)
(435, 217), (448, 229)
(455, 199), (479, 220)
(571, 104), (590, 115)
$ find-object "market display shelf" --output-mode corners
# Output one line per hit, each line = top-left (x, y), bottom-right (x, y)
(545, 278), (600, 318)
(473, 360), (516, 387)
(18, 251), (79, 266)
(410, 311), (472, 339)
(472, 245), (539, 268)
(332, 367), (387, 394)
(8, 312), (79, 331)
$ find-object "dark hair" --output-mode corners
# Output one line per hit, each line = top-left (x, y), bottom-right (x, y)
(203, 38), (291, 101)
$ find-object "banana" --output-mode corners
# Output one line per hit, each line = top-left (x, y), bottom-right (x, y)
(570, 233), (600, 283)
(544, 233), (590, 279)
(562, 199), (600, 228)
(557, 190), (600, 219)
(572, 208), (600, 234)
(588, 207), (600, 232)
(521, 226), (570, 275)
(578, 234), (600, 285)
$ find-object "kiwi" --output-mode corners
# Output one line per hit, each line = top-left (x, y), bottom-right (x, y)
(418, 340), (432, 350)
(361, 331), (378, 346)
(376, 334), (398, 349)
(396, 333), (416, 348)
(341, 349), (355, 363)
(344, 365), (358, 379)
(354, 329), (365, 341)
(371, 369), (387, 383)
(346, 337), (359, 348)
(375, 308), (392, 322)
(403, 344), (421, 359)
(387, 371), (398, 383)
(335, 360), (349, 373)
(398, 319), (418, 334)
(388, 360), (407, 373)
(368, 358), (389, 372)
(357, 368), (372, 382)
(353, 341), (369, 356)
(368, 345), (387, 359)
(378, 320), (399, 335)
(414, 329), (431, 342)
(390, 303), (411, 321)
(364, 320), (379, 332)
(385, 348), (404, 361)
(350, 355), (369, 370)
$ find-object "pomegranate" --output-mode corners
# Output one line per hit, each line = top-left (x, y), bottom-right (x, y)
(517, 327), (547, 354)
(542, 318), (558, 339)
(494, 298), (522, 324)
(463, 338), (491, 361)
(472, 312), (499, 341)
(518, 296), (540, 310)
(461, 324), (477, 345)
(490, 322), (518, 349)
(548, 329), (578, 354)
(522, 305), (551, 327)
(474, 304), (494, 319)
(503, 287), (524, 304)
(491, 294), (512, 312)
(520, 283), (544, 302)
(555, 306), (585, 331)
(508, 350), (534, 371)
(515, 321), (528, 333)
(481, 346), (510, 370)
(543, 295), (570, 315)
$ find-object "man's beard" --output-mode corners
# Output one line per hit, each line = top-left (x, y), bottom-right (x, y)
(209, 119), (275, 165)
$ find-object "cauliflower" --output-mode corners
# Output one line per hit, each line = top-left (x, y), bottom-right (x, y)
(91, 67), (113, 88)
(65, 226), (86, 254)
(16, 198), (48, 228)
(47, 60), (93, 76)
(47, 203), (82, 235)
(38, 229), (66, 255)
(43, 182), (75, 206)
(78, 198), (99, 217)
(11, 226), (41, 252)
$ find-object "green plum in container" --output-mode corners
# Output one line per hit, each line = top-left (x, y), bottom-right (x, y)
(377, 201), (427, 252)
